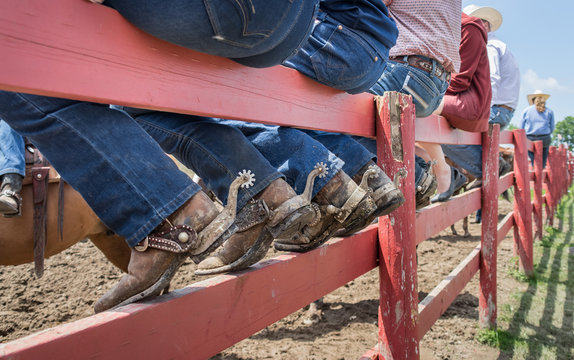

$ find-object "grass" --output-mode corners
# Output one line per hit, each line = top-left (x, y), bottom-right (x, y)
(478, 188), (574, 359)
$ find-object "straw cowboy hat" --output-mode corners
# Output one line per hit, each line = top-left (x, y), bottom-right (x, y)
(527, 90), (551, 105)
(463, 5), (503, 32)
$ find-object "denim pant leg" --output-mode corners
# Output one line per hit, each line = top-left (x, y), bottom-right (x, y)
(489, 106), (514, 130)
(441, 144), (483, 179)
(132, 113), (282, 210)
(218, 120), (344, 198)
(283, 13), (388, 94)
(105, 0), (318, 68)
(303, 131), (374, 177)
(369, 61), (449, 118)
(0, 92), (200, 247)
(0, 120), (25, 177)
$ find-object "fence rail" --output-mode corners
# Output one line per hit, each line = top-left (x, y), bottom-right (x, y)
(0, 1), (571, 359)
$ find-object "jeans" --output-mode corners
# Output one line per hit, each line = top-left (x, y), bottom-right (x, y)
(0, 120), (25, 177)
(128, 112), (283, 209)
(217, 120), (343, 198)
(283, 11), (389, 94)
(0, 92), (200, 247)
(489, 105), (514, 129)
(526, 134), (552, 168)
(441, 144), (483, 179)
(303, 131), (374, 177)
(441, 105), (517, 179)
(105, 0), (319, 68)
(370, 59), (450, 118)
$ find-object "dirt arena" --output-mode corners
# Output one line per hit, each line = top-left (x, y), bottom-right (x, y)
(0, 201), (518, 359)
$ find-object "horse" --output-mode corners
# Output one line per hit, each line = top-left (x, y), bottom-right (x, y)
(0, 175), (130, 274)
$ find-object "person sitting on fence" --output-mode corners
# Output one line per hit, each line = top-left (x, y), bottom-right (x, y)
(519, 90), (555, 168)
(0, 120), (25, 217)
(441, 5), (516, 194)
(430, 12), (491, 201)
(0, 0), (353, 312)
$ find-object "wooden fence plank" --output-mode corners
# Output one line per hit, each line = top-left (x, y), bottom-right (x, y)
(0, 0), (375, 137)
(0, 231), (377, 360)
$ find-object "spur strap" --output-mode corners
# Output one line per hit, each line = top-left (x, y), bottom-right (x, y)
(135, 224), (198, 253)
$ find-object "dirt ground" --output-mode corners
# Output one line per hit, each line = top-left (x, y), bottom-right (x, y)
(0, 200), (521, 359)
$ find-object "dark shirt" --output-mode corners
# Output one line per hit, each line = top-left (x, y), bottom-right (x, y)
(320, 0), (398, 58)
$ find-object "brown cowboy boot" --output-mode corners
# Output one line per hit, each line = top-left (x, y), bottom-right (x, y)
(274, 170), (377, 252)
(93, 190), (221, 313)
(196, 177), (317, 274)
(0, 173), (23, 217)
(336, 161), (405, 236)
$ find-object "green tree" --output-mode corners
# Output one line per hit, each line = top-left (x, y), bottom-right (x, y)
(553, 116), (574, 148)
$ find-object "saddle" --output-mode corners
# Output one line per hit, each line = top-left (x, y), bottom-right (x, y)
(23, 142), (63, 278)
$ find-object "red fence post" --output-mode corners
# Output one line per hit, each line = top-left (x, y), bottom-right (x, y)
(533, 141), (544, 241)
(512, 129), (534, 276)
(479, 124), (500, 329)
(376, 92), (419, 359)
(545, 147), (556, 226)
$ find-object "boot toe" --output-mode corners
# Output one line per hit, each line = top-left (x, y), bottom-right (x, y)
(197, 255), (227, 270)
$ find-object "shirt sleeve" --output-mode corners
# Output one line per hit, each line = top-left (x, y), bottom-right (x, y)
(487, 44), (501, 102)
(549, 110), (555, 133)
(518, 109), (527, 129)
(447, 24), (486, 93)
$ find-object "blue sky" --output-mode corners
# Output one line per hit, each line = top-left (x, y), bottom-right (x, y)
(461, 0), (574, 126)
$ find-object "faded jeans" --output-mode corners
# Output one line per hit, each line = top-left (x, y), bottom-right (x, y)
(442, 105), (516, 179)
(0, 92), (200, 247)
(0, 120), (25, 177)
(216, 120), (344, 198)
(128, 111), (283, 209)
(105, 0), (319, 68)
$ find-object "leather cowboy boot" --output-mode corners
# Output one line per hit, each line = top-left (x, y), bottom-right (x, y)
(0, 173), (23, 217)
(94, 172), (255, 312)
(336, 161), (405, 236)
(274, 169), (377, 252)
(196, 177), (317, 275)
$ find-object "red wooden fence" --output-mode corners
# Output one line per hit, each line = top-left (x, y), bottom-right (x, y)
(0, 1), (571, 359)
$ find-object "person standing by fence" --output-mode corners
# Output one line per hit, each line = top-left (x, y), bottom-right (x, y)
(520, 90), (555, 168)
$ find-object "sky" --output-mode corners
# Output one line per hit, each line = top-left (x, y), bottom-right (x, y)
(461, 0), (574, 126)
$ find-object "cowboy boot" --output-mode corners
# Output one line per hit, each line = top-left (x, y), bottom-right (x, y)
(196, 177), (317, 274)
(93, 171), (254, 312)
(336, 161), (405, 236)
(0, 173), (23, 217)
(414, 158), (438, 209)
(274, 170), (377, 252)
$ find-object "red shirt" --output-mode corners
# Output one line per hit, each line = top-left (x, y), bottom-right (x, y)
(441, 13), (491, 132)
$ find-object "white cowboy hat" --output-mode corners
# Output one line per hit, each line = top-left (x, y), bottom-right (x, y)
(527, 90), (551, 105)
(463, 5), (503, 32)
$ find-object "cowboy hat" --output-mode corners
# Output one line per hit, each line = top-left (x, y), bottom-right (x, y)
(527, 90), (550, 105)
(463, 5), (503, 32)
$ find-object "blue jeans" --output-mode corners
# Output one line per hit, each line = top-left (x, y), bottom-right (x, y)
(105, 0), (319, 68)
(489, 105), (514, 129)
(370, 59), (450, 118)
(217, 120), (343, 198)
(441, 106), (516, 179)
(127, 112), (283, 209)
(0, 92), (200, 247)
(0, 120), (25, 177)
(303, 131), (374, 177)
(283, 11), (389, 94)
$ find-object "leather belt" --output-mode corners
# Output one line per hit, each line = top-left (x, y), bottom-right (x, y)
(495, 104), (514, 112)
(389, 55), (450, 81)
